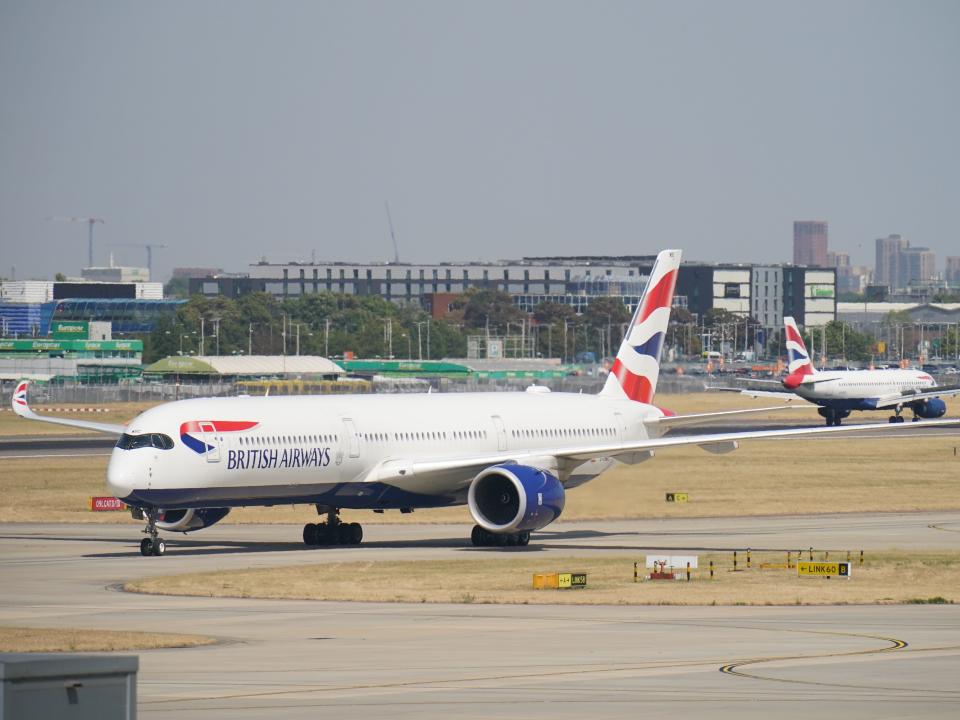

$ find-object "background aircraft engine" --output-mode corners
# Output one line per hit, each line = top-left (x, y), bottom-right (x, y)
(468, 464), (565, 533)
(914, 398), (947, 419)
(157, 508), (231, 533)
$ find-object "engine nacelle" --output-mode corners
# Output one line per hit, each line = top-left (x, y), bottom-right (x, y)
(914, 397), (947, 419)
(157, 508), (231, 533)
(468, 464), (565, 533)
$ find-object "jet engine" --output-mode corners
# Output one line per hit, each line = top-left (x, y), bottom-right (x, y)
(157, 508), (231, 533)
(914, 397), (947, 419)
(468, 464), (565, 533)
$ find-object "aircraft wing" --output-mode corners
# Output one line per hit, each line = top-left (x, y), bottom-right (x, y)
(708, 386), (809, 401)
(646, 403), (810, 428)
(872, 385), (960, 410)
(10, 380), (127, 436)
(374, 416), (960, 484)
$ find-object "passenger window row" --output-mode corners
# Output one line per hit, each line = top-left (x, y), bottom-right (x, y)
(238, 434), (337, 446)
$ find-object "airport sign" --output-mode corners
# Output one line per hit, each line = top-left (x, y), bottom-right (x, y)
(797, 561), (851, 578)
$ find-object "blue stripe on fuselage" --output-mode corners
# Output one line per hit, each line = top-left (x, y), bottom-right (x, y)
(814, 398), (880, 411)
(120, 481), (462, 511)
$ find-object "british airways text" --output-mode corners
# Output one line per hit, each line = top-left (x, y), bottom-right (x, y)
(227, 446), (332, 470)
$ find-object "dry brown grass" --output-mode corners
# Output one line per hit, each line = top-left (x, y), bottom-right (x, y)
(125, 551), (959, 606)
(0, 626), (215, 652)
(2, 393), (958, 524)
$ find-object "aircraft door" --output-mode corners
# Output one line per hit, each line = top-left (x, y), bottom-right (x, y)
(340, 418), (360, 463)
(613, 412), (626, 442)
(199, 421), (220, 463)
(491, 415), (507, 451)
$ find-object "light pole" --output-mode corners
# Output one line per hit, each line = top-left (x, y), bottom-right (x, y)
(415, 321), (426, 361)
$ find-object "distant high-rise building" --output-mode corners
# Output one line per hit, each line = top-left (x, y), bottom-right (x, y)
(945, 256), (960, 284)
(793, 221), (828, 266)
(900, 247), (936, 287)
(828, 251), (870, 294)
(826, 251), (849, 268)
(874, 234), (908, 288)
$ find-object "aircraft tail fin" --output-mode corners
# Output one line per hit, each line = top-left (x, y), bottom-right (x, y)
(599, 249), (681, 403)
(783, 316), (815, 389)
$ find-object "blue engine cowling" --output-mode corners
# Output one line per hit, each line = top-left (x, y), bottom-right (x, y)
(914, 397), (947, 419)
(157, 508), (231, 533)
(468, 464), (565, 533)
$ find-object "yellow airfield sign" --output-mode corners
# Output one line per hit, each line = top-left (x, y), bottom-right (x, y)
(797, 561), (851, 578)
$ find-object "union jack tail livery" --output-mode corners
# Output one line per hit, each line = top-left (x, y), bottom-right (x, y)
(600, 249), (681, 403)
(12, 381), (28, 408)
(782, 316), (815, 389)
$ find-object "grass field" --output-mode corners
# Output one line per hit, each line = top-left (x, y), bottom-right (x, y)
(0, 626), (215, 652)
(1, 393), (958, 524)
(125, 551), (959, 606)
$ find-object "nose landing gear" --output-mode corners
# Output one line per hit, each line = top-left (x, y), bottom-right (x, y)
(139, 509), (165, 556)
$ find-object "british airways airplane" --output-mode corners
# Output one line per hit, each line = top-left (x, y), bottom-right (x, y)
(11, 250), (958, 556)
(731, 316), (960, 426)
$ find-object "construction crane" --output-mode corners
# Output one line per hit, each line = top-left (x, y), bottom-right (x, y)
(108, 243), (168, 279)
(47, 216), (105, 268)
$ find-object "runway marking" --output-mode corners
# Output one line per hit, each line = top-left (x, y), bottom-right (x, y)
(718, 629), (960, 694)
(929, 523), (960, 534)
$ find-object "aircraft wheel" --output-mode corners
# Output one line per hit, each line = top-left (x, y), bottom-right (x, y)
(336, 523), (353, 545)
(889, 416), (897, 423)
(348, 522), (363, 545)
(505, 533), (518, 546)
(140, 538), (152, 556)
(471, 525), (484, 546)
(303, 523), (318, 546)
(152, 538), (166, 556)
(517, 532), (531, 546)
(912, 417), (920, 422)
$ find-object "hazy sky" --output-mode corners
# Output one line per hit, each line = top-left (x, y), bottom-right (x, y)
(2, 0), (958, 282)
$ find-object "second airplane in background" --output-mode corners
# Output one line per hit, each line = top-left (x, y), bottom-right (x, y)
(732, 316), (960, 426)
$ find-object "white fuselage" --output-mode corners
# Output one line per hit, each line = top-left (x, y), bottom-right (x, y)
(107, 391), (667, 510)
(793, 369), (935, 403)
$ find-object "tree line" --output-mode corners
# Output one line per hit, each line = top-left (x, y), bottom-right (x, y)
(140, 289), (956, 365)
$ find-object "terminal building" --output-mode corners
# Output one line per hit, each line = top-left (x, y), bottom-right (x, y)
(0, 279), (181, 337)
(191, 256), (837, 328)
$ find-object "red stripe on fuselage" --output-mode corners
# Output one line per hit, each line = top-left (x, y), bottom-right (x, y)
(179, 420), (260, 435)
(611, 358), (654, 403)
(637, 269), (677, 324)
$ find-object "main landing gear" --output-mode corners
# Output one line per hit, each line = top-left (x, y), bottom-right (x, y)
(471, 525), (531, 547)
(303, 506), (363, 547)
(139, 508), (165, 556)
(818, 408), (850, 427)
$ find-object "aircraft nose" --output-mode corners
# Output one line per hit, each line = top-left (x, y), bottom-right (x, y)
(106, 449), (136, 500)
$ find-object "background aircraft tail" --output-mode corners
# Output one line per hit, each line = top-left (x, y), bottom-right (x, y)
(783, 316), (815, 388)
(599, 249), (681, 403)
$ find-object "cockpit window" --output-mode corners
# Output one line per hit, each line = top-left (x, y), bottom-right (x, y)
(116, 433), (174, 450)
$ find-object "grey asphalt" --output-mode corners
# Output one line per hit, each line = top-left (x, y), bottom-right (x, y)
(1, 516), (959, 719)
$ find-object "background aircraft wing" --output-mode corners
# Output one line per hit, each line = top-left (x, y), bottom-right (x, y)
(10, 380), (126, 436)
(374, 417), (960, 484)
(709, 386), (808, 401)
(647, 403), (809, 428)
(873, 385), (960, 410)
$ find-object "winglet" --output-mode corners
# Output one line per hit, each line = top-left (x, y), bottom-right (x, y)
(11, 380), (33, 419)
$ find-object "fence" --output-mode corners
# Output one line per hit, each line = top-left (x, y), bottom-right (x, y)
(0, 373), (708, 406)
